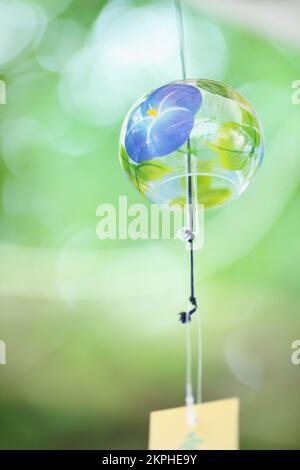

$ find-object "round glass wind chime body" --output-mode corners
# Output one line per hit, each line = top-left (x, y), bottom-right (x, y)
(120, 79), (264, 210)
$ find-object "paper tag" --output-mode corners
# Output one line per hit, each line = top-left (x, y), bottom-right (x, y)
(149, 398), (239, 450)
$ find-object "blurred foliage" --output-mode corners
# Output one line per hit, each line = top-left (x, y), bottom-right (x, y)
(0, 0), (300, 450)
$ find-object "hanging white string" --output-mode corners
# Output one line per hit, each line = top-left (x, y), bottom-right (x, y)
(175, 0), (187, 80)
(196, 297), (203, 404)
(174, 0), (203, 422)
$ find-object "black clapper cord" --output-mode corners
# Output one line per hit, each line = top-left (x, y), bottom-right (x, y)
(178, 184), (198, 324)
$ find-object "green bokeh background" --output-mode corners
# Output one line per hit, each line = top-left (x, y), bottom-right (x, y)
(0, 0), (299, 450)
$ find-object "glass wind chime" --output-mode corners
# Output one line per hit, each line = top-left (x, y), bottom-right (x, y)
(119, 0), (264, 423)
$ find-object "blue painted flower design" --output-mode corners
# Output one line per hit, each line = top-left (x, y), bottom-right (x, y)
(125, 84), (202, 163)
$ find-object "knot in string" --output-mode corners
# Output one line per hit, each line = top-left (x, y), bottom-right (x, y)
(179, 295), (198, 324)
